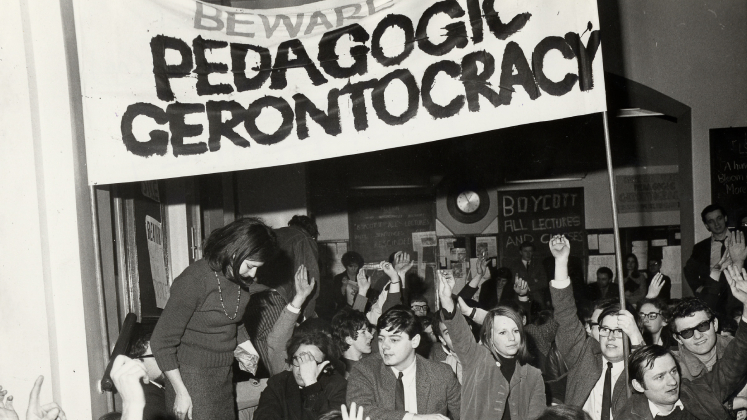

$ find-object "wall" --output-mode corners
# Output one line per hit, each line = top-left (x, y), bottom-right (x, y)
(600, 0), (747, 242)
(236, 163), (309, 228)
(0, 0), (108, 418)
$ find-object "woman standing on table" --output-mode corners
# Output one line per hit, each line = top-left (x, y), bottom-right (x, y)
(151, 217), (278, 420)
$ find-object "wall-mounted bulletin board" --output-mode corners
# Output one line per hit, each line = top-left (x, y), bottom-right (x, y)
(497, 187), (587, 265)
(710, 127), (747, 224)
(348, 194), (435, 264)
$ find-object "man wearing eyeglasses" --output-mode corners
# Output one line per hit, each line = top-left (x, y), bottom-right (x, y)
(616, 264), (747, 420)
(549, 235), (644, 420)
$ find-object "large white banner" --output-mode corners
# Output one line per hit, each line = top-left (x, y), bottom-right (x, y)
(74, 0), (606, 185)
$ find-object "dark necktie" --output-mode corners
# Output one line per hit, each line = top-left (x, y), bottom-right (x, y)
(717, 239), (726, 257)
(601, 362), (613, 420)
(395, 371), (405, 411)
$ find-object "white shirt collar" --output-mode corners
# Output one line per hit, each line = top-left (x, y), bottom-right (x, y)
(391, 356), (417, 377)
(648, 399), (684, 417)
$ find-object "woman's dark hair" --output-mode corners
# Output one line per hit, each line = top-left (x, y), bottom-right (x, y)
(377, 306), (422, 339)
(623, 253), (640, 278)
(331, 307), (370, 352)
(537, 404), (592, 420)
(629, 345), (679, 387)
(341, 251), (364, 268)
(203, 217), (277, 285)
(480, 305), (531, 364)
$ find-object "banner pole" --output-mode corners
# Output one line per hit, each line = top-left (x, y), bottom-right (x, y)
(601, 110), (631, 398)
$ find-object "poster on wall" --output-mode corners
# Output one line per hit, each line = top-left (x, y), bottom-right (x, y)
(498, 187), (586, 264)
(615, 173), (679, 213)
(145, 215), (170, 308)
(73, 0), (606, 185)
(710, 127), (747, 225)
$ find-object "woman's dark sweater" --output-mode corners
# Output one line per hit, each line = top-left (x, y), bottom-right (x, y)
(151, 259), (266, 371)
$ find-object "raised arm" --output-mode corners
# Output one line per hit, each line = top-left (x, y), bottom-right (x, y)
(547, 235), (589, 368)
(705, 265), (747, 401)
(439, 270), (482, 365)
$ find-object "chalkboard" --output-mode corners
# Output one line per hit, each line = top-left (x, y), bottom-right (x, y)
(710, 127), (747, 225)
(498, 187), (586, 263)
(348, 195), (435, 263)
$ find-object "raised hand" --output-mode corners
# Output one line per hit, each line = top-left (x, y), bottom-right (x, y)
(616, 310), (644, 346)
(646, 273), (665, 299)
(356, 269), (371, 297)
(475, 257), (490, 280)
(110, 355), (148, 418)
(513, 275), (529, 296)
(727, 230), (747, 265)
(380, 261), (399, 282)
(549, 235), (570, 259)
(394, 251), (415, 280)
(295, 352), (329, 387)
(724, 265), (747, 307)
(456, 296), (473, 317)
(0, 384), (19, 420)
(24, 376), (66, 420)
(291, 264), (316, 310)
(341, 402), (370, 420)
(437, 270), (456, 313)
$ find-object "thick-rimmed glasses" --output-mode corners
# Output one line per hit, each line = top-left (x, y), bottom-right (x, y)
(598, 327), (624, 338)
(639, 312), (661, 321)
(675, 318), (713, 339)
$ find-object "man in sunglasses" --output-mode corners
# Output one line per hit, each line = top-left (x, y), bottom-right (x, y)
(549, 235), (644, 420)
(671, 298), (729, 381)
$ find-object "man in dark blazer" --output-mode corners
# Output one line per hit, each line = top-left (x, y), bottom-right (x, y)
(684, 204), (746, 316)
(347, 307), (461, 420)
(548, 235), (644, 420)
(509, 241), (550, 310)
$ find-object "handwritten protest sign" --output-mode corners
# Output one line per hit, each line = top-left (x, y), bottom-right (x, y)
(73, 0), (606, 185)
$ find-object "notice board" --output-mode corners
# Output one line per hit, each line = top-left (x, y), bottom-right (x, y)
(498, 187), (586, 264)
(348, 195), (435, 264)
(710, 127), (747, 224)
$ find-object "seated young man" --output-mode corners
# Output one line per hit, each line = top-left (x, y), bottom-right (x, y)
(548, 235), (644, 420)
(429, 314), (463, 384)
(255, 328), (347, 420)
(618, 265), (747, 420)
(331, 308), (374, 378)
(347, 307), (461, 420)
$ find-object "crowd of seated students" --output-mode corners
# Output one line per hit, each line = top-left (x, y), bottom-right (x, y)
(8, 209), (747, 420)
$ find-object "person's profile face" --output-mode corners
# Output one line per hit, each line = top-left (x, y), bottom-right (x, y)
(349, 326), (373, 355)
(704, 210), (728, 235)
(599, 314), (625, 362)
(673, 311), (717, 355)
(438, 322), (453, 350)
(635, 354), (680, 408)
(239, 259), (264, 278)
(491, 315), (521, 358)
(378, 328), (419, 370)
(597, 272), (611, 288)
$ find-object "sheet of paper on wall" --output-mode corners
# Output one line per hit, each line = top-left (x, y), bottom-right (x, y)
(413, 231), (437, 250)
(632, 241), (648, 269)
(651, 239), (668, 247)
(588, 255), (617, 284)
(588, 234), (599, 250)
(662, 246), (682, 298)
(439, 238), (456, 267)
(598, 234), (616, 254)
(145, 215), (170, 308)
(475, 236), (498, 258)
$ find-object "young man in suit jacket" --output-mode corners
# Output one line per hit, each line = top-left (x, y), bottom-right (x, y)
(549, 235), (644, 420)
(347, 307), (461, 420)
(509, 241), (551, 310)
(684, 204), (747, 316)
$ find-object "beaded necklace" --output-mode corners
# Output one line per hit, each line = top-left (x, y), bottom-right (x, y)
(215, 271), (241, 320)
